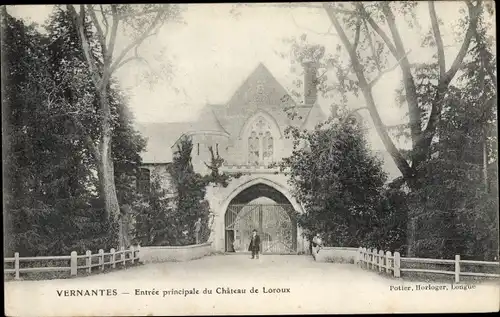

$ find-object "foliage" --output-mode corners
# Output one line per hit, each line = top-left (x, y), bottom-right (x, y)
(2, 8), (145, 256)
(151, 137), (211, 246)
(280, 108), (408, 249)
(132, 175), (176, 246)
(281, 2), (497, 258)
(203, 145), (244, 187)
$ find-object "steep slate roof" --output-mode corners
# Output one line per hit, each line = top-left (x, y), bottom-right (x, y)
(136, 105), (229, 163)
(135, 122), (193, 163)
(137, 62), (323, 163)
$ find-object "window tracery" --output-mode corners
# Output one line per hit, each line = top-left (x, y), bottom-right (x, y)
(247, 116), (275, 165)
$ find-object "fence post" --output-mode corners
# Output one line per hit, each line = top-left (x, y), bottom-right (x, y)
(70, 251), (77, 277)
(455, 255), (460, 284)
(99, 249), (104, 271)
(120, 247), (125, 266)
(136, 244), (141, 262)
(374, 249), (379, 270)
(379, 250), (384, 272)
(365, 247), (368, 268)
(385, 251), (392, 274)
(86, 250), (92, 273)
(366, 249), (372, 269)
(130, 246), (135, 264)
(394, 252), (401, 278)
(110, 248), (116, 269)
(14, 252), (20, 280)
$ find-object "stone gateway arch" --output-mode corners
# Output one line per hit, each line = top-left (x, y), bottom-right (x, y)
(206, 175), (306, 254)
(137, 62), (325, 254)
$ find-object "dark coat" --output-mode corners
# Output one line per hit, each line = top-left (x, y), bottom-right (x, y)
(248, 234), (261, 252)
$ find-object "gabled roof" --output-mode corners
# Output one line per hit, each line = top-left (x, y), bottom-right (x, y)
(137, 62), (326, 163)
(136, 106), (229, 163)
(135, 121), (194, 163)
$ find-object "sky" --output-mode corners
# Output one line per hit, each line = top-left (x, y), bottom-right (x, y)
(7, 3), (486, 179)
(6, 3), (470, 123)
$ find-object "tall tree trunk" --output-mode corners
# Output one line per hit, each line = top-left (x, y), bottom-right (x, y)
(97, 136), (120, 222)
(97, 84), (120, 223)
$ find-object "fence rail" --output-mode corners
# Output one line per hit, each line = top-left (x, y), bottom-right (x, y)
(4, 245), (141, 280)
(356, 247), (500, 283)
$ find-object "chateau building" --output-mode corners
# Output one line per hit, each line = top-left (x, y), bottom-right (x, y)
(136, 62), (332, 254)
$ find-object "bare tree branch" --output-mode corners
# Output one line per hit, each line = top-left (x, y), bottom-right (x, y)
(357, 3), (398, 58)
(369, 49), (412, 88)
(66, 5), (102, 87)
(117, 7), (171, 19)
(429, 1), (446, 80)
(353, 18), (361, 52)
(106, 5), (120, 65)
(441, 0), (481, 86)
(323, 3), (414, 179)
(380, 2), (422, 155)
(363, 19), (382, 72)
(109, 10), (164, 75)
(421, 0), (482, 155)
(87, 5), (107, 57)
(113, 31), (158, 70)
(99, 5), (109, 40)
(291, 14), (338, 37)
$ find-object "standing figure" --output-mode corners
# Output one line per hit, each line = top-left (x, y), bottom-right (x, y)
(248, 229), (261, 259)
(311, 233), (323, 257)
(194, 218), (202, 244)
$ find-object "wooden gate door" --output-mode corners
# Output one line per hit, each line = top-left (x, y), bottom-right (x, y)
(225, 204), (297, 254)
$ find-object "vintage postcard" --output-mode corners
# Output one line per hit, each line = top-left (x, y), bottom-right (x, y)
(3, 2), (499, 316)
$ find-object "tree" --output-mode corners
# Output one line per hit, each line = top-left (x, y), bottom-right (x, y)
(2, 10), (108, 256)
(2, 7), (151, 255)
(64, 4), (183, 227)
(46, 6), (149, 248)
(408, 49), (498, 259)
(133, 175), (176, 246)
(272, 1), (496, 255)
(279, 107), (393, 248)
(169, 137), (211, 245)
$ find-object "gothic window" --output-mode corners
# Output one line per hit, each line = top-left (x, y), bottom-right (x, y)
(248, 131), (260, 165)
(137, 168), (151, 194)
(263, 131), (274, 162)
(247, 116), (275, 165)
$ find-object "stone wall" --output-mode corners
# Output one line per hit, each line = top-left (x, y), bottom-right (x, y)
(139, 243), (214, 263)
(312, 247), (359, 264)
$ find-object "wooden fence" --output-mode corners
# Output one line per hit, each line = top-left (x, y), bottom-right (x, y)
(357, 247), (500, 283)
(4, 245), (140, 280)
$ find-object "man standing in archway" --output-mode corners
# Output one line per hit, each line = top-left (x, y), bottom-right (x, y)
(248, 229), (261, 259)
(312, 233), (323, 258)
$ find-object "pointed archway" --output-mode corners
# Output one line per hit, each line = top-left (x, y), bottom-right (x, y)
(224, 183), (298, 254)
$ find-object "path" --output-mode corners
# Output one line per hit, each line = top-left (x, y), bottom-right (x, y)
(5, 254), (499, 315)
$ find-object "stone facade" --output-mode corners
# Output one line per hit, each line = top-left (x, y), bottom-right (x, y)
(137, 62), (326, 253)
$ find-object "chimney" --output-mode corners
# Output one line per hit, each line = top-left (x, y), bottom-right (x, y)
(302, 61), (318, 106)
